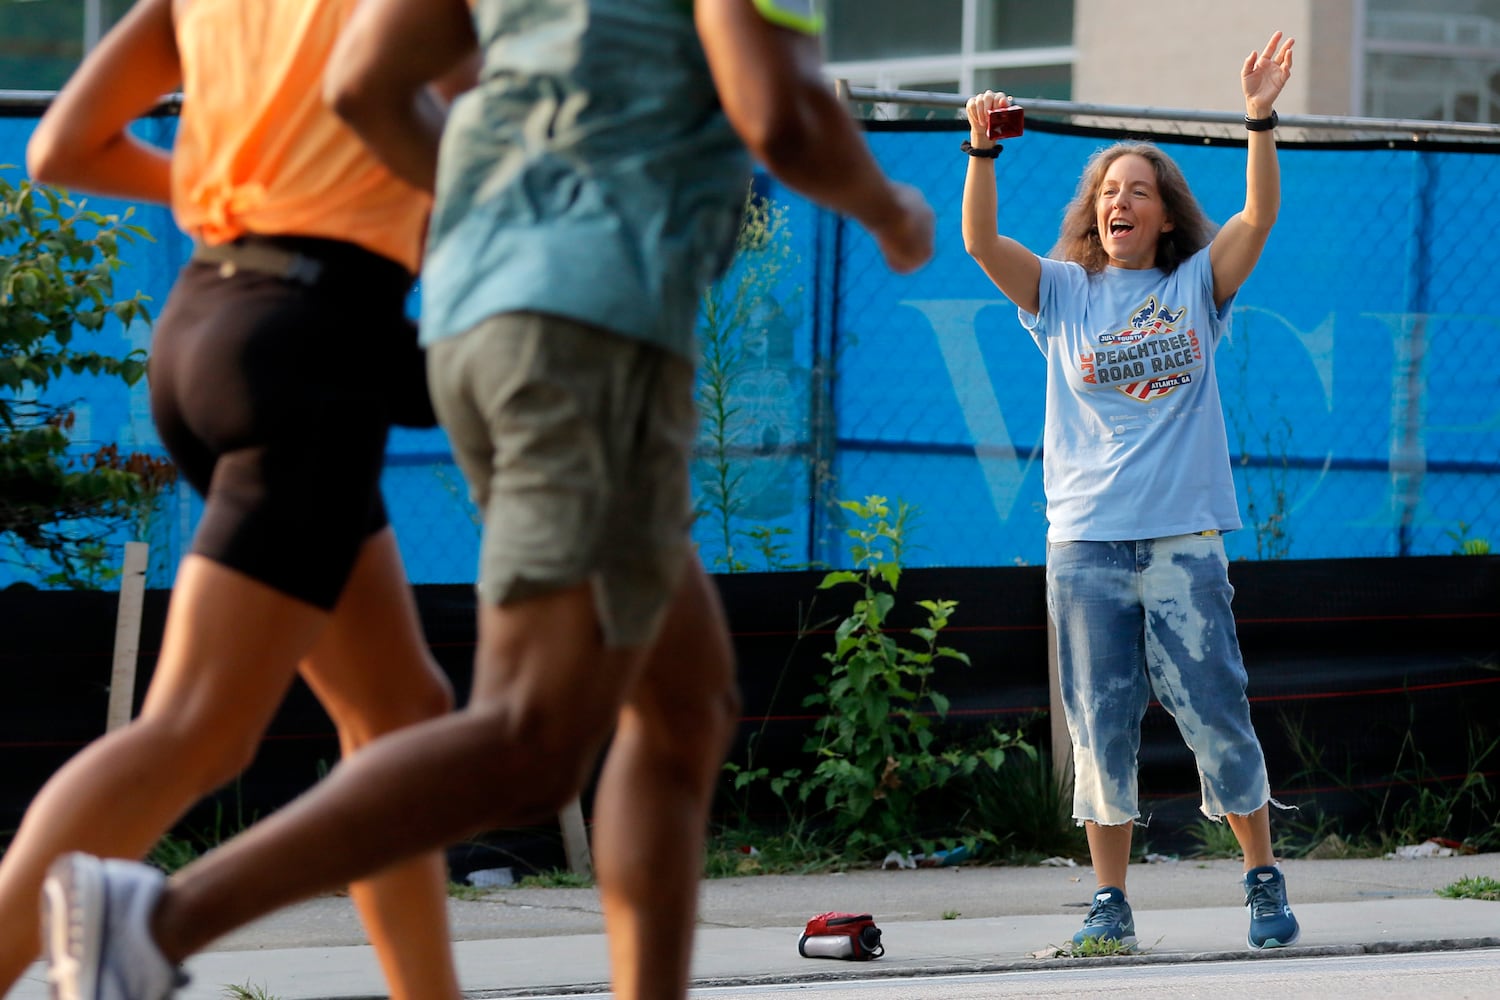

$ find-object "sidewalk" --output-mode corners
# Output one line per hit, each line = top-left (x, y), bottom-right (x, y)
(14, 854), (1500, 999)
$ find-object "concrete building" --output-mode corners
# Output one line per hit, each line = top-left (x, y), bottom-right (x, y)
(5, 1), (1496, 125)
(822, 0), (1500, 123)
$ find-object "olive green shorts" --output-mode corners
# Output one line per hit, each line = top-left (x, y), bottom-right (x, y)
(426, 312), (697, 648)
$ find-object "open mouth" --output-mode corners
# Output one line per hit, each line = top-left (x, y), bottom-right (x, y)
(1109, 220), (1135, 237)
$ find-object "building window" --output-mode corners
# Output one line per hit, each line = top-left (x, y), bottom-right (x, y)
(822, 0), (1075, 115)
(1362, 0), (1500, 122)
(825, 0), (964, 62)
(975, 63), (1073, 102)
(0, 0), (134, 91)
(975, 1), (1074, 50)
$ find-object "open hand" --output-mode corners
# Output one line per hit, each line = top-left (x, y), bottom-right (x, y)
(1243, 31), (1294, 117)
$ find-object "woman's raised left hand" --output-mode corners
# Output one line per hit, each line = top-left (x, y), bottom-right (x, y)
(1242, 30), (1294, 118)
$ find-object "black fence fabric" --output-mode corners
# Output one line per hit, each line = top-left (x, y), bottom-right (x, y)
(2, 557), (1495, 861)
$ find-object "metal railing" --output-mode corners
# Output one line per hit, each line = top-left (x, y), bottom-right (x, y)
(838, 83), (1500, 143)
(8, 84), (1500, 142)
(0, 90), (182, 115)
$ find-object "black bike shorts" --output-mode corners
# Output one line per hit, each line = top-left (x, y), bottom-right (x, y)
(147, 235), (425, 609)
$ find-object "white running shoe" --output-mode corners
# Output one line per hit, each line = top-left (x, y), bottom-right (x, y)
(41, 853), (187, 1000)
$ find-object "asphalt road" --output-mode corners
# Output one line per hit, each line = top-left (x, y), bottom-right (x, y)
(600, 948), (1500, 999)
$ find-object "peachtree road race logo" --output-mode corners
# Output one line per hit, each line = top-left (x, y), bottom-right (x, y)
(1078, 294), (1203, 402)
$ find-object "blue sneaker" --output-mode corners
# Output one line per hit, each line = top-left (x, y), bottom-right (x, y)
(1071, 886), (1137, 951)
(1244, 864), (1300, 949)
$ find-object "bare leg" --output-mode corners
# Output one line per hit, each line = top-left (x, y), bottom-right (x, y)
(1226, 804), (1275, 870)
(1084, 820), (1134, 893)
(593, 559), (739, 1000)
(0, 557), (323, 994)
(296, 529), (460, 1000)
(152, 581), (648, 962)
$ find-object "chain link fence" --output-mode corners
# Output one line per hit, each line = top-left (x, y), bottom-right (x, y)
(3, 91), (1499, 589)
(734, 90), (1500, 570)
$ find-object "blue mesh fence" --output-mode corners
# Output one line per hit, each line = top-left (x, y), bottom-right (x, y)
(747, 124), (1500, 569)
(3, 107), (1499, 590)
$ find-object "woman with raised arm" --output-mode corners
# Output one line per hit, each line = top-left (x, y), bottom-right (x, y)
(962, 31), (1298, 953)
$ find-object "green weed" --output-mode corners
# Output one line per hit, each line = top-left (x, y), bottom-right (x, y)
(447, 881), (492, 901)
(957, 744), (1084, 863)
(704, 825), (855, 877)
(517, 868), (594, 889)
(1437, 875), (1500, 901)
(146, 834), (200, 875)
(798, 496), (1030, 854)
(1181, 816), (1309, 861)
(1062, 936), (1136, 958)
(719, 496), (1031, 862)
(1446, 522), (1492, 556)
(146, 784), (257, 873)
(1184, 818), (1242, 860)
(1277, 709), (1500, 856)
(694, 189), (805, 573)
(220, 984), (278, 1000)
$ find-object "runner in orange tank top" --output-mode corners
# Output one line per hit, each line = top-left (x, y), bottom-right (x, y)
(169, 0), (428, 268)
(6, 3), (476, 997)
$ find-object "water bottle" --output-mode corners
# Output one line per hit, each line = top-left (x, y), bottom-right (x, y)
(799, 934), (856, 959)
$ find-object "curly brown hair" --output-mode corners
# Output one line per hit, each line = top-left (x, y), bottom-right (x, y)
(1050, 142), (1217, 275)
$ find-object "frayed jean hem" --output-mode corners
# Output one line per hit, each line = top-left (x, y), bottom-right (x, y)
(1199, 796), (1300, 822)
(1071, 813), (1150, 829)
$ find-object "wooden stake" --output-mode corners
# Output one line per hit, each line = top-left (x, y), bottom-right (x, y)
(106, 541), (149, 732)
(558, 796), (593, 877)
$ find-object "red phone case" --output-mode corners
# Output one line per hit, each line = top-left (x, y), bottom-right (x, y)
(987, 106), (1025, 140)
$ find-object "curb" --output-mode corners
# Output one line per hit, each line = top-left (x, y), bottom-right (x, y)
(465, 935), (1500, 998)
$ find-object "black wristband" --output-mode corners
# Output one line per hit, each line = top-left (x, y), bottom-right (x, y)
(1244, 110), (1279, 132)
(961, 140), (1003, 159)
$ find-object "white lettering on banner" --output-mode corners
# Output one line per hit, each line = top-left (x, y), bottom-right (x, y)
(1218, 306), (1339, 533)
(1346, 312), (1500, 534)
(1230, 306), (1336, 408)
(901, 300), (1037, 523)
(1363, 313), (1455, 534)
(893, 302), (1500, 549)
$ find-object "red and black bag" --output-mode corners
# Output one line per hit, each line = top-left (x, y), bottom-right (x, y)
(797, 911), (884, 960)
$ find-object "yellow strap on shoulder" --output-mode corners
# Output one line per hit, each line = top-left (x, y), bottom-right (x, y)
(751, 0), (823, 36)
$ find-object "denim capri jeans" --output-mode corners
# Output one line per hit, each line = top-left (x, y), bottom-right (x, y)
(1046, 532), (1272, 827)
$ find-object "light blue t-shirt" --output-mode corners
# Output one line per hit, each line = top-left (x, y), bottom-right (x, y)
(419, 0), (752, 358)
(1019, 247), (1243, 542)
